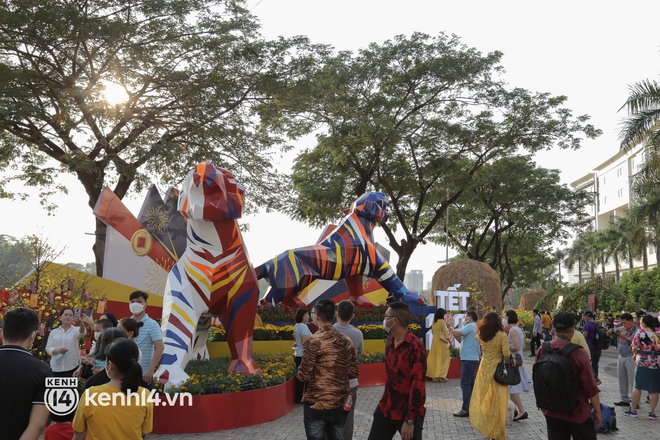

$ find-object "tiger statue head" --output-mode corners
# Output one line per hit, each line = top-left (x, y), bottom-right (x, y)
(352, 192), (389, 223)
(178, 162), (245, 221)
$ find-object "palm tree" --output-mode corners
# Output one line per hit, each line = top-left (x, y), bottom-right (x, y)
(619, 78), (660, 151)
(553, 248), (567, 284)
(615, 211), (651, 271)
(603, 217), (628, 281)
(565, 235), (588, 284)
(629, 198), (660, 266)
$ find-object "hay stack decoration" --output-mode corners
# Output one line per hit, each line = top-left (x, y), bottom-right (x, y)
(431, 259), (503, 312)
(519, 289), (548, 311)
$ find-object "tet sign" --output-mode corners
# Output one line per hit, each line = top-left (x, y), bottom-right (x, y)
(434, 284), (469, 311)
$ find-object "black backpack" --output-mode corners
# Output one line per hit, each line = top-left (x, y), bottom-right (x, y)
(533, 341), (580, 412)
(595, 324), (610, 350)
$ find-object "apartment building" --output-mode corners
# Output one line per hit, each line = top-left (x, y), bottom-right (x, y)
(404, 269), (424, 292)
(569, 142), (656, 283)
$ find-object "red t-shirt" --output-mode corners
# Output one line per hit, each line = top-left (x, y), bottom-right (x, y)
(377, 330), (427, 420)
(535, 338), (600, 423)
(44, 422), (75, 440)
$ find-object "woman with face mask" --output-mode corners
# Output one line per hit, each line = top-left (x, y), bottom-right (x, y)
(118, 318), (144, 366)
(73, 338), (153, 440)
(84, 328), (128, 390)
(45, 307), (87, 377)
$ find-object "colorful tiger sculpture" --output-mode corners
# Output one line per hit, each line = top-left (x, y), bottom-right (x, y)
(156, 162), (261, 389)
(258, 192), (419, 306)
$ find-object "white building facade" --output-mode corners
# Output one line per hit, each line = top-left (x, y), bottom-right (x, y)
(569, 143), (656, 283)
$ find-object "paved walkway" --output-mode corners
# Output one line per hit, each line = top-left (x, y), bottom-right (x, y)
(150, 349), (655, 439)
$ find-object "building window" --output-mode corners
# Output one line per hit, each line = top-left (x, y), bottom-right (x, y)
(604, 196), (607, 205)
(617, 167), (622, 177)
(603, 176), (607, 185)
(618, 188), (623, 197)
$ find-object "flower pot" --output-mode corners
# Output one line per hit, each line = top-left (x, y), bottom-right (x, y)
(358, 362), (387, 387)
(447, 358), (461, 379)
(152, 377), (295, 434)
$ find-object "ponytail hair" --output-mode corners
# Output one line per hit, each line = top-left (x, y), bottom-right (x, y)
(119, 318), (144, 339)
(106, 338), (143, 393)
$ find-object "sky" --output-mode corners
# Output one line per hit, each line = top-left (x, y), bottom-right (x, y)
(2, 1), (660, 287)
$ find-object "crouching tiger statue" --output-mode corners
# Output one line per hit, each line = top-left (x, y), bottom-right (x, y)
(258, 192), (420, 306)
(156, 162), (261, 389)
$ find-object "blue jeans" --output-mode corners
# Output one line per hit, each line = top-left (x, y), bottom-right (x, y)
(460, 360), (479, 411)
(303, 403), (346, 440)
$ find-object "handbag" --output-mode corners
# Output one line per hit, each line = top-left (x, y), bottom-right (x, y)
(494, 354), (521, 386)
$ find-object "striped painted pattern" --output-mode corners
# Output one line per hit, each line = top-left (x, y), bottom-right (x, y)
(258, 192), (410, 306)
(157, 163), (260, 388)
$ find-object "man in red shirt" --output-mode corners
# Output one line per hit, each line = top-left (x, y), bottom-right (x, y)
(536, 312), (602, 440)
(367, 301), (426, 440)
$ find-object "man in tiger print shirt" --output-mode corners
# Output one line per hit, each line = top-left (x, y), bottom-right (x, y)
(297, 299), (360, 440)
(367, 301), (427, 440)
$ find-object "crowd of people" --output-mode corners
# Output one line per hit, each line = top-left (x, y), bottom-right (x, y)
(3, 288), (660, 440)
(1, 290), (163, 440)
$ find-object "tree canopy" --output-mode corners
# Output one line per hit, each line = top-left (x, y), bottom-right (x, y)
(0, 0), (313, 273)
(438, 155), (592, 299)
(277, 32), (601, 279)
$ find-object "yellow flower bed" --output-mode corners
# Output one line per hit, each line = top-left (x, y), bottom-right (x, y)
(163, 354), (296, 396)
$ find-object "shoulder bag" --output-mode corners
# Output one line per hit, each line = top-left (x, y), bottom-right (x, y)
(494, 354), (522, 386)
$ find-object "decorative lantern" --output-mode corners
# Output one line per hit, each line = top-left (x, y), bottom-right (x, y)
(96, 298), (107, 314)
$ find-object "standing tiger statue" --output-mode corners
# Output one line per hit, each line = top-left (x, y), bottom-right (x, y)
(258, 192), (423, 306)
(156, 162), (261, 389)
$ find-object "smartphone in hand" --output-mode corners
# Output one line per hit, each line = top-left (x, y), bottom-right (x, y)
(73, 308), (82, 319)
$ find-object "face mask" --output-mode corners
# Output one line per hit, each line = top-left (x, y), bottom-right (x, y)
(383, 317), (394, 333)
(105, 365), (111, 379)
(94, 331), (102, 339)
(129, 302), (144, 315)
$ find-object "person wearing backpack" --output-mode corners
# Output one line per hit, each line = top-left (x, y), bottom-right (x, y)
(534, 312), (602, 440)
(582, 310), (602, 385)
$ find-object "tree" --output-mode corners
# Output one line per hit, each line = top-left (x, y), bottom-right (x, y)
(435, 155), (591, 299)
(553, 248), (567, 284)
(619, 78), (660, 151)
(601, 218), (626, 281)
(617, 210), (651, 271)
(0, 235), (100, 360)
(619, 75), (660, 271)
(0, 0), (311, 274)
(274, 33), (600, 279)
(565, 235), (587, 285)
(0, 234), (34, 284)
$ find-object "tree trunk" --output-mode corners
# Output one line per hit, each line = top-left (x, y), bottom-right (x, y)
(578, 258), (582, 284)
(394, 239), (417, 281)
(643, 248), (649, 271)
(614, 255), (620, 281)
(77, 168), (105, 276)
(558, 261), (562, 284)
(92, 218), (106, 277)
